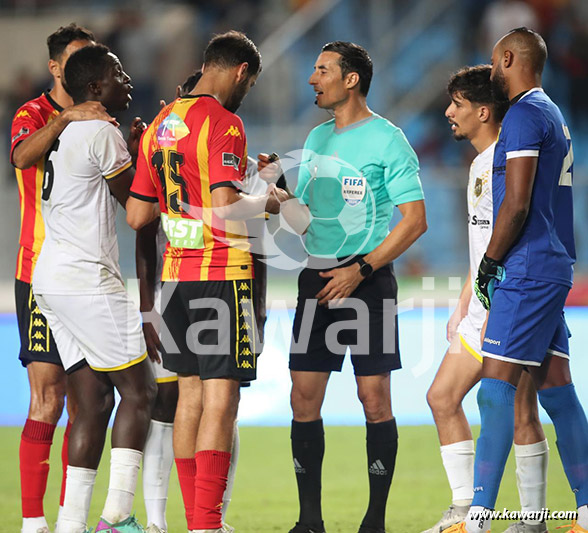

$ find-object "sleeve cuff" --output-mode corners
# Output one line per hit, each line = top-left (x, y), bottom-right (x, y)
(129, 191), (158, 203)
(393, 191), (425, 206)
(210, 180), (240, 192)
(104, 160), (133, 180)
(506, 150), (539, 160)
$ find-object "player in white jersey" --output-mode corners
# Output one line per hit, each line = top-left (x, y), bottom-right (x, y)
(32, 44), (156, 533)
(423, 66), (549, 533)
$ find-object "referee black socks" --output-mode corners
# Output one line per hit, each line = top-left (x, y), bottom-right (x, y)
(291, 419), (325, 528)
(361, 418), (398, 530)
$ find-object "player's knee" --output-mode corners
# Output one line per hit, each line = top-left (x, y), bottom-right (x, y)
(290, 386), (321, 421)
(94, 388), (116, 420)
(426, 384), (455, 416)
(29, 386), (66, 423)
(358, 389), (390, 423)
(152, 382), (178, 423)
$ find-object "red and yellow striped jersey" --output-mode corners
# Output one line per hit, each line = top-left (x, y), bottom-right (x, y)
(10, 92), (62, 283)
(130, 94), (253, 282)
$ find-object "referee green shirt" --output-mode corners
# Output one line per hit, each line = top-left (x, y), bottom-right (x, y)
(294, 113), (424, 258)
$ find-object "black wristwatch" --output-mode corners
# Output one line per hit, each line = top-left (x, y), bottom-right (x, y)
(357, 257), (373, 278)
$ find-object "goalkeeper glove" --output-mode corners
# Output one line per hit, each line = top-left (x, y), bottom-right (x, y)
(475, 254), (505, 310)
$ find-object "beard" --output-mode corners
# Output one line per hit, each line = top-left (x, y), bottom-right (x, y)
(491, 66), (509, 102)
(225, 77), (250, 113)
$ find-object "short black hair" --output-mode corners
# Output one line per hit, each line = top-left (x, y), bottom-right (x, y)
(448, 65), (509, 122)
(321, 41), (373, 96)
(64, 44), (111, 104)
(47, 23), (95, 61)
(203, 31), (261, 77)
(505, 27), (548, 75)
(181, 71), (202, 96)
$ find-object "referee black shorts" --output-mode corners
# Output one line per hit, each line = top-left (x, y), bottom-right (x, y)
(15, 279), (61, 368)
(161, 279), (258, 381)
(289, 260), (401, 376)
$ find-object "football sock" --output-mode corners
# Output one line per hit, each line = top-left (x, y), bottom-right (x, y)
(20, 419), (56, 519)
(440, 439), (475, 506)
(472, 378), (516, 511)
(143, 420), (174, 529)
(361, 419), (399, 529)
(222, 419), (240, 522)
(21, 517), (50, 533)
(192, 450), (231, 530)
(578, 504), (588, 529)
(514, 439), (548, 525)
(56, 465), (96, 533)
(175, 457), (197, 526)
(465, 505), (491, 533)
(538, 384), (588, 508)
(60, 420), (72, 508)
(101, 448), (142, 524)
(291, 419), (325, 527)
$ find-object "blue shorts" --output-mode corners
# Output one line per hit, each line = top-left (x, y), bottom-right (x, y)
(482, 277), (571, 366)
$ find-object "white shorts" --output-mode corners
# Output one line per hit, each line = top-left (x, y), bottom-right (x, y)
(35, 291), (146, 372)
(456, 312), (483, 363)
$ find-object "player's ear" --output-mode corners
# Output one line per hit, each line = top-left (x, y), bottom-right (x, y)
(504, 49), (514, 69)
(478, 105), (491, 123)
(48, 59), (60, 80)
(236, 62), (249, 83)
(345, 72), (360, 91)
(88, 80), (102, 98)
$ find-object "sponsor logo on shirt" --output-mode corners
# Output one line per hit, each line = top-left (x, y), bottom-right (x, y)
(157, 112), (190, 147)
(224, 125), (242, 138)
(341, 175), (365, 206)
(484, 337), (501, 346)
(222, 152), (241, 170)
(469, 215), (490, 227)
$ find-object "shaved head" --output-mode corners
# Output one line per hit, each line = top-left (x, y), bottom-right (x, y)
(497, 27), (547, 76)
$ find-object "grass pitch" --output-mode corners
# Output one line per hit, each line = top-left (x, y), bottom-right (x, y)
(0, 425), (575, 532)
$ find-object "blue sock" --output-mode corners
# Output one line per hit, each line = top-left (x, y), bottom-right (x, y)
(539, 383), (588, 507)
(472, 377), (517, 509)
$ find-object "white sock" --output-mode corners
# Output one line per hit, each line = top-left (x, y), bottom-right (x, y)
(222, 419), (240, 522)
(56, 466), (97, 533)
(101, 448), (142, 524)
(441, 440), (475, 506)
(466, 505), (491, 533)
(577, 504), (588, 529)
(143, 420), (174, 529)
(21, 517), (49, 533)
(515, 439), (549, 525)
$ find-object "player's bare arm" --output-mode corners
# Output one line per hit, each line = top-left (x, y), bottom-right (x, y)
(485, 156), (537, 261)
(12, 101), (116, 169)
(211, 183), (288, 219)
(127, 117), (147, 166)
(316, 200), (426, 305)
(447, 271), (472, 342)
(136, 219), (163, 363)
(127, 196), (160, 229)
(107, 167), (135, 207)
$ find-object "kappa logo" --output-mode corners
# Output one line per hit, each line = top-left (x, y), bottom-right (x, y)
(294, 458), (306, 474)
(224, 125), (242, 138)
(368, 459), (387, 476)
(16, 110), (31, 119)
(238, 282), (249, 291)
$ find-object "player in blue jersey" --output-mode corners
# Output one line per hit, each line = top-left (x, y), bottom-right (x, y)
(261, 41), (427, 533)
(445, 27), (588, 533)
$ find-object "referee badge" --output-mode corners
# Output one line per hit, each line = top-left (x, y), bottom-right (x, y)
(341, 174), (365, 207)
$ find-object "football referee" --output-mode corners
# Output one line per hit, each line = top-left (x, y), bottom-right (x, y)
(261, 41), (426, 533)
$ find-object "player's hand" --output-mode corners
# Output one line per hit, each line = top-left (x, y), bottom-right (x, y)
(62, 100), (119, 127)
(315, 264), (363, 307)
(474, 254), (505, 311)
(142, 321), (163, 364)
(127, 117), (147, 160)
(257, 153), (282, 184)
(265, 183), (289, 214)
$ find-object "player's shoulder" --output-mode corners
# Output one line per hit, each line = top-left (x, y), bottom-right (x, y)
(13, 93), (51, 121)
(65, 119), (118, 137)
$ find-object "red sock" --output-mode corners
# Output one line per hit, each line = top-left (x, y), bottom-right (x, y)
(175, 457), (197, 527)
(59, 420), (72, 507)
(20, 419), (56, 518)
(192, 450), (231, 530)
